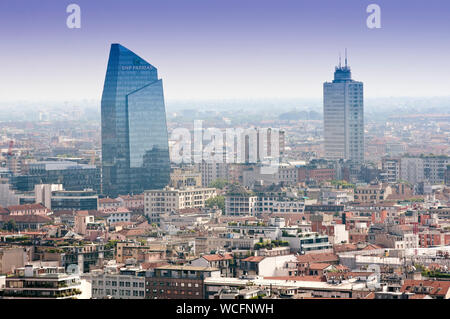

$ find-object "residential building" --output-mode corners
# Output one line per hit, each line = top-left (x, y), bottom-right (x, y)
(2, 265), (84, 299)
(145, 265), (221, 299)
(6, 203), (49, 216)
(196, 161), (229, 187)
(353, 184), (392, 204)
(190, 253), (234, 277)
(381, 158), (401, 184)
(144, 187), (217, 224)
(105, 207), (131, 225)
(84, 267), (146, 299)
(170, 167), (202, 188)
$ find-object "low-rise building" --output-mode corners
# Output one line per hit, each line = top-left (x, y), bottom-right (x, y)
(2, 265), (85, 299)
(144, 187), (217, 224)
(84, 267), (146, 299)
(145, 265), (221, 299)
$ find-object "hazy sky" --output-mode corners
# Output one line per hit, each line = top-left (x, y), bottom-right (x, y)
(0, 0), (449, 102)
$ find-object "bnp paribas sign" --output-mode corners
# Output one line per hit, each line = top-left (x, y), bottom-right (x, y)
(121, 59), (152, 71)
(121, 65), (152, 71)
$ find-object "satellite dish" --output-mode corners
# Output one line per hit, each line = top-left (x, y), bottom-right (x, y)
(67, 264), (80, 275)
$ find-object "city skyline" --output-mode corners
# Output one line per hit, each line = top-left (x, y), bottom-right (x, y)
(0, 1), (450, 304)
(0, 0), (450, 102)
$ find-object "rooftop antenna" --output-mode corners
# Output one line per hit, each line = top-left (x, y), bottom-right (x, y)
(345, 48), (348, 68)
(339, 52), (342, 68)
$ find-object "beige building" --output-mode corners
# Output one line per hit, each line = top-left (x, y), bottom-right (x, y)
(0, 247), (26, 274)
(74, 212), (95, 235)
(144, 187), (217, 224)
(354, 184), (392, 204)
(170, 167), (202, 188)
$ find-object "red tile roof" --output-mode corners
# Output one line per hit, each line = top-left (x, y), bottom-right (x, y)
(99, 198), (120, 204)
(334, 243), (357, 253)
(242, 256), (265, 263)
(7, 203), (47, 211)
(308, 263), (332, 270)
(202, 253), (233, 262)
(0, 214), (52, 223)
(296, 253), (338, 264)
(401, 280), (450, 297)
(361, 243), (383, 250)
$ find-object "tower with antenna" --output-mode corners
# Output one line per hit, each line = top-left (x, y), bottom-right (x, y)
(324, 49), (364, 164)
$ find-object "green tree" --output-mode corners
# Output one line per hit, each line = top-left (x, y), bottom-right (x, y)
(205, 195), (225, 211)
(4, 219), (17, 232)
(208, 179), (229, 189)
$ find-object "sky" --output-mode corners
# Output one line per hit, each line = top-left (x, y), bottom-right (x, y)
(0, 0), (449, 102)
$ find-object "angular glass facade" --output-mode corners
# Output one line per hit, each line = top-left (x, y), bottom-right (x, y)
(101, 44), (170, 197)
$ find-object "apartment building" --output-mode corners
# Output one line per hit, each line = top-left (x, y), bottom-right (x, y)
(280, 231), (333, 254)
(242, 165), (298, 188)
(2, 265), (84, 299)
(144, 187), (217, 224)
(225, 195), (258, 217)
(400, 155), (450, 185)
(381, 157), (401, 183)
(170, 167), (202, 188)
(145, 265), (221, 299)
(85, 267), (146, 299)
(105, 207), (131, 225)
(353, 184), (392, 204)
(196, 161), (229, 187)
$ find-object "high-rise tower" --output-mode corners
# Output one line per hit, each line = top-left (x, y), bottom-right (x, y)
(323, 51), (364, 163)
(101, 44), (170, 197)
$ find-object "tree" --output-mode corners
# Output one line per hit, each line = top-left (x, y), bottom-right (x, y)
(4, 219), (17, 232)
(208, 179), (229, 189)
(205, 195), (225, 211)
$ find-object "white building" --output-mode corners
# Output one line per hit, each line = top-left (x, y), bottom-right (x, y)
(106, 207), (131, 225)
(225, 195), (258, 217)
(400, 156), (450, 185)
(83, 267), (146, 299)
(242, 165), (297, 188)
(381, 158), (401, 184)
(144, 187), (217, 223)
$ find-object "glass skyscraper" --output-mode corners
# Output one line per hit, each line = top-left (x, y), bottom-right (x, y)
(323, 54), (364, 164)
(101, 44), (170, 197)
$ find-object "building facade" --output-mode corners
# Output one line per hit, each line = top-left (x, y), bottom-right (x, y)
(323, 55), (364, 163)
(144, 187), (217, 224)
(101, 43), (170, 197)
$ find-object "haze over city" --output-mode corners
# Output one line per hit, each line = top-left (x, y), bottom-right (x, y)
(1, 0), (450, 103)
